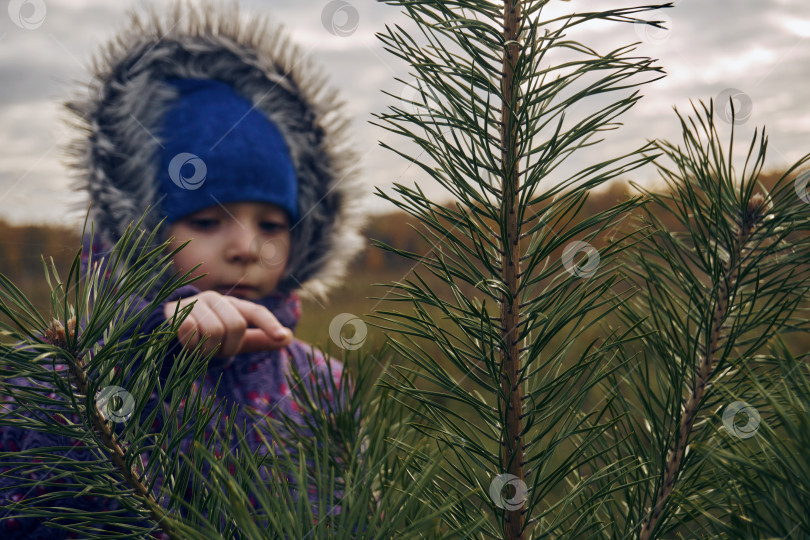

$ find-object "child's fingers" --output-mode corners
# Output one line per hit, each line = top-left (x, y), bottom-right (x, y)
(204, 296), (249, 357)
(231, 297), (291, 339)
(177, 318), (201, 350)
(179, 298), (223, 357)
(164, 293), (291, 357)
(237, 328), (292, 353)
(229, 299), (293, 352)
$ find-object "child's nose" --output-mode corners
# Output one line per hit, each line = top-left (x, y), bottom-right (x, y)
(225, 227), (260, 263)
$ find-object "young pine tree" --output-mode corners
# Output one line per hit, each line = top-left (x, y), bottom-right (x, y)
(369, 0), (810, 538)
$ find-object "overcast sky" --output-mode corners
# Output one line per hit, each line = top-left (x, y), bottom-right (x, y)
(0, 0), (808, 229)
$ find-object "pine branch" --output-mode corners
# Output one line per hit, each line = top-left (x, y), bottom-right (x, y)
(54, 318), (183, 540)
(609, 98), (810, 538)
(638, 192), (766, 539)
(0, 211), (224, 538)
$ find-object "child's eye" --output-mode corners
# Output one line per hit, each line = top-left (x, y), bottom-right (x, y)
(261, 222), (287, 232)
(189, 219), (218, 229)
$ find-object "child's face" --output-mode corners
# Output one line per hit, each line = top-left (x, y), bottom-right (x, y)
(166, 201), (291, 300)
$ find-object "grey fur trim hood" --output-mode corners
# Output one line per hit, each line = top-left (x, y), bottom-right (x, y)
(62, 0), (366, 302)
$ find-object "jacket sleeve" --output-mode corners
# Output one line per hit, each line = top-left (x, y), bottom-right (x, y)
(0, 285), (200, 539)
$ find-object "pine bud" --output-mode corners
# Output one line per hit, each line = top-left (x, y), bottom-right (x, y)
(44, 319), (66, 348)
(745, 192), (771, 225)
(748, 192), (765, 214)
(44, 317), (77, 348)
(67, 317), (76, 341)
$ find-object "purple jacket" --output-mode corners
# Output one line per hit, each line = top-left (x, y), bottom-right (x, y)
(0, 239), (348, 539)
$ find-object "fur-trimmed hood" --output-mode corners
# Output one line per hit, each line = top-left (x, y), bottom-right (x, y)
(62, 0), (366, 302)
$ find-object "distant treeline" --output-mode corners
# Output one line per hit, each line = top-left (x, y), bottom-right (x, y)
(0, 223), (81, 284)
(0, 171), (795, 296)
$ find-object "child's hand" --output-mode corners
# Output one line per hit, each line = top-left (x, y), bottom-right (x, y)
(163, 291), (293, 358)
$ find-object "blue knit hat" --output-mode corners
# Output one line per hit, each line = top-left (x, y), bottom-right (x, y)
(155, 77), (299, 224)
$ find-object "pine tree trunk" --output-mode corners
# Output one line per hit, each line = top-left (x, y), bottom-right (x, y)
(500, 1), (525, 538)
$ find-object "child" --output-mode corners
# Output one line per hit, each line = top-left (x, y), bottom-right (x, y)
(0, 1), (366, 537)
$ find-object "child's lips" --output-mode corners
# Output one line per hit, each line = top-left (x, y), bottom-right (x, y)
(217, 284), (258, 295)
